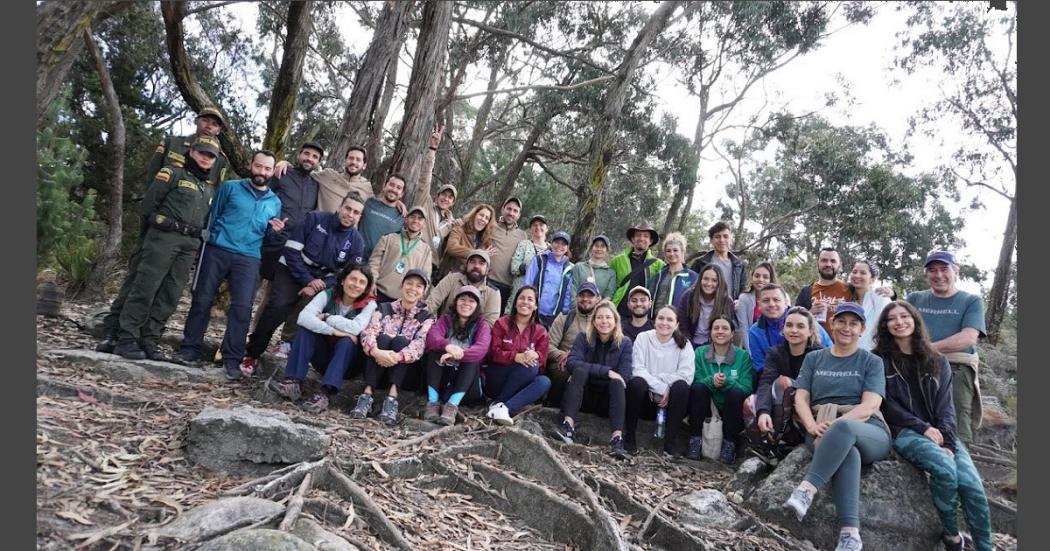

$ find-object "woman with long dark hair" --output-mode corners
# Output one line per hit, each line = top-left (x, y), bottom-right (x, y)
(424, 285), (492, 425)
(677, 264), (735, 348)
(269, 264), (377, 413)
(482, 285), (551, 425)
(735, 262), (777, 351)
(874, 301), (992, 551)
(688, 315), (753, 463)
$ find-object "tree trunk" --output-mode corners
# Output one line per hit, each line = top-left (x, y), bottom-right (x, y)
(677, 184), (696, 233)
(569, 0), (681, 257)
(160, 0), (250, 177)
(366, 56), (399, 193)
(263, 0), (313, 159)
(387, 0), (454, 201)
(665, 88), (709, 236)
(458, 60), (501, 189)
(78, 29), (125, 301)
(330, 0), (413, 172)
(985, 193), (1016, 344)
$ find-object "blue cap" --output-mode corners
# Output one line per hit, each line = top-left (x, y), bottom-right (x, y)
(923, 250), (958, 268)
(551, 231), (571, 244)
(577, 281), (600, 297)
(831, 302), (866, 323)
(591, 234), (610, 248)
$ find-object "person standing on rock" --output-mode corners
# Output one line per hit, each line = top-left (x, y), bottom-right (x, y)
(783, 302), (891, 551)
(274, 145), (373, 209)
(423, 285), (492, 426)
(522, 230), (574, 328)
(647, 232), (698, 317)
(677, 265), (736, 349)
(507, 214), (550, 306)
(688, 315), (753, 463)
(268, 265), (377, 413)
(437, 203), (496, 282)
(566, 234), (617, 310)
(874, 301), (992, 551)
(367, 206), (432, 303)
(427, 249), (502, 324)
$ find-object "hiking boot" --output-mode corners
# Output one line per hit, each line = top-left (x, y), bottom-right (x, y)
(95, 335), (118, 354)
(609, 435), (628, 460)
(554, 420), (576, 444)
(239, 357), (258, 378)
(784, 485), (814, 521)
(942, 534), (965, 551)
(113, 341), (146, 360)
(424, 401), (442, 422)
(223, 362), (242, 381)
(268, 378), (302, 402)
(437, 403), (458, 426)
(379, 396), (400, 426)
(349, 394), (374, 419)
(834, 531), (863, 551)
(719, 440), (737, 464)
(140, 340), (166, 362)
(686, 435), (703, 460)
(301, 393), (329, 414)
(171, 350), (202, 366)
(486, 402), (513, 426)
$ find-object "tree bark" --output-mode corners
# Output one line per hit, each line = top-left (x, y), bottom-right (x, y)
(569, 1), (681, 257)
(263, 0), (314, 159)
(329, 0), (413, 172)
(458, 60), (502, 190)
(160, 0), (250, 177)
(985, 192), (1016, 344)
(78, 29), (126, 301)
(677, 184), (696, 233)
(366, 56), (399, 193)
(664, 88), (709, 236)
(387, 0), (454, 201)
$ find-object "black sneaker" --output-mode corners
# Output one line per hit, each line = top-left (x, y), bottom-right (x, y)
(113, 341), (147, 360)
(223, 362), (243, 381)
(609, 435), (628, 460)
(623, 437), (638, 456)
(379, 396), (400, 426)
(554, 420), (576, 444)
(95, 336), (117, 354)
(140, 340), (167, 362)
(349, 394), (374, 419)
(171, 350), (202, 366)
(686, 435), (702, 460)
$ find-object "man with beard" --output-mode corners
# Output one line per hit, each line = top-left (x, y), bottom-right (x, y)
(275, 145), (373, 211)
(98, 135), (221, 359)
(794, 247), (851, 333)
(369, 206), (433, 303)
(544, 282), (601, 405)
(359, 174), (409, 260)
(427, 250), (501, 324)
(622, 286), (655, 341)
(239, 193), (367, 376)
(486, 198), (528, 315)
(610, 222), (665, 318)
(173, 151), (285, 380)
(259, 141), (323, 281)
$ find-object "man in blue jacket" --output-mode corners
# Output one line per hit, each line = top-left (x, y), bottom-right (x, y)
(240, 193), (366, 374)
(748, 283), (832, 374)
(174, 151), (285, 380)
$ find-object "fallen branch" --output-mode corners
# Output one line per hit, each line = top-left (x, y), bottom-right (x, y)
(323, 465), (415, 551)
(250, 458), (330, 499)
(970, 453), (1016, 468)
(278, 472), (313, 531)
(381, 423), (466, 454)
(635, 492), (674, 543)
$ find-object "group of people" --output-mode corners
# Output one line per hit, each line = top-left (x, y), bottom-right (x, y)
(94, 107), (992, 551)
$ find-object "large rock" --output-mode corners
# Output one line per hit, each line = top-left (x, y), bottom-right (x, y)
(675, 489), (740, 531)
(747, 446), (941, 550)
(727, 457), (770, 499)
(149, 497), (284, 543)
(41, 349), (226, 384)
(292, 517), (360, 551)
(187, 406), (330, 475)
(196, 528), (315, 551)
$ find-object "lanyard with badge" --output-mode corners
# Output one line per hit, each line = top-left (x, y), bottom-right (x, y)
(397, 233), (422, 274)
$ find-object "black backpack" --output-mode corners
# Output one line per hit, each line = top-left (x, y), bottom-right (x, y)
(747, 385), (804, 460)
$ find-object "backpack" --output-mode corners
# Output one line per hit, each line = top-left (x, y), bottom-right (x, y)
(746, 385), (804, 461)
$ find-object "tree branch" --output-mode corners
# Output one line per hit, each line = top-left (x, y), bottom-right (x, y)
(182, 1), (245, 20)
(452, 74), (616, 101)
(451, 16), (614, 75)
(531, 156), (577, 192)
(950, 167), (1013, 202)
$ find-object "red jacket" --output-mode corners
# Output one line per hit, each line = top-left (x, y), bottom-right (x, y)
(488, 316), (549, 373)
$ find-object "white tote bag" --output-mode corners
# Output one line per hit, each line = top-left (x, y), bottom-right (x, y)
(701, 403), (723, 460)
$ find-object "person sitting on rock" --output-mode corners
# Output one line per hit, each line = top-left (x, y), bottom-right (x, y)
(749, 306), (823, 458)
(688, 315), (753, 463)
(623, 305), (693, 457)
(479, 285), (551, 426)
(554, 300), (634, 459)
(874, 301), (992, 551)
(677, 265), (736, 349)
(268, 264), (377, 413)
(734, 261), (778, 353)
(423, 285), (492, 426)
(783, 303), (891, 551)
(748, 283), (832, 375)
(350, 269), (435, 425)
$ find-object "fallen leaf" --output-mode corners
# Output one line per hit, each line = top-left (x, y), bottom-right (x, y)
(56, 510), (94, 526)
(77, 390), (97, 404)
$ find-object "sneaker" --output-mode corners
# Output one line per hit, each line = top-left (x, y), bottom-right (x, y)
(942, 535), (965, 551)
(171, 350), (202, 366)
(834, 531), (863, 551)
(276, 341), (291, 358)
(349, 394), (374, 419)
(686, 436), (703, 460)
(486, 402), (513, 426)
(140, 340), (167, 362)
(437, 403), (458, 426)
(623, 438), (638, 456)
(553, 420), (575, 444)
(268, 378), (302, 402)
(95, 336), (117, 354)
(719, 440), (737, 464)
(609, 435), (628, 459)
(379, 396), (400, 426)
(424, 401), (442, 422)
(113, 341), (146, 360)
(239, 357), (258, 378)
(784, 486), (814, 522)
(301, 393), (329, 414)
(223, 363), (243, 381)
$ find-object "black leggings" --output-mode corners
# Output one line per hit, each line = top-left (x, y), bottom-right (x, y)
(624, 377), (690, 452)
(560, 368), (626, 433)
(688, 383), (747, 438)
(424, 353), (480, 405)
(364, 335), (412, 392)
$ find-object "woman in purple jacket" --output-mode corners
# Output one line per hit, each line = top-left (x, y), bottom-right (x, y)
(423, 285), (492, 425)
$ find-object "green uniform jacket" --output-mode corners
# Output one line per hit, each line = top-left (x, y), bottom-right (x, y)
(694, 344), (753, 411)
(142, 166), (214, 230)
(609, 247), (665, 305)
(146, 134), (230, 188)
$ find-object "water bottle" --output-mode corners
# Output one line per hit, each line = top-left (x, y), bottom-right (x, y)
(654, 407), (667, 439)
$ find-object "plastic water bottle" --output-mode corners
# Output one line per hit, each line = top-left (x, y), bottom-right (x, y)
(654, 407), (667, 438)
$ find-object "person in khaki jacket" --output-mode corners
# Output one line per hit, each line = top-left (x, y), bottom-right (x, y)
(486, 197), (527, 314)
(410, 126), (458, 264)
(544, 282), (601, 405)
(427, 250), (501, 324)
(368, 206), (432, 303)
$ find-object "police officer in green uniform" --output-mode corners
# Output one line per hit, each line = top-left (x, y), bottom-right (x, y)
(100, 135), (221, 360)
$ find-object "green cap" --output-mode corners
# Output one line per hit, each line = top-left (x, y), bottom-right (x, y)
(197, 106), (227, 128)
(192, 135), (222, 157)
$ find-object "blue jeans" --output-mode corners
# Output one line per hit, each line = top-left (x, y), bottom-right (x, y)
(894, 429), (992, 550)
(483, 363), (551, 416)
(284, 329), (360, 392)
(179, 245), (260, 368)
(803, 418), (891, 528)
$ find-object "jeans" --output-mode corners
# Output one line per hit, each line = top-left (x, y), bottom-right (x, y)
(894, 429), (992, 550)
(363, 335), (412, 392)
(560, 368), (626, 433)
(803, 418), (891, 528)
(483, 363), (551, 415)
(246, 264), (314, 358)
(688, 384), (748, 438)
(284, 328), (360, 393)
(625, 377), (690, 453)
(179, 245), (260, 368)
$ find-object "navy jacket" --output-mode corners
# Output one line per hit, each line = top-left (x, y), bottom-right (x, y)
(281, 210), (365, 287)
(266, 166), (319, 247)
(880, 354), (958, 452)
(566, 332), (633, 380)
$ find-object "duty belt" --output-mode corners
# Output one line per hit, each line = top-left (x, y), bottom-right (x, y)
(150, 213), (203, 238)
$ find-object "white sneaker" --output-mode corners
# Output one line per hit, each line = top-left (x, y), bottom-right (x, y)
(276, 341), (291, 358)
(487, 402), (513, 425)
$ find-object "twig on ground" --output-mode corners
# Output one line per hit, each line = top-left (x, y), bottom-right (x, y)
(278, 472), (312, 531)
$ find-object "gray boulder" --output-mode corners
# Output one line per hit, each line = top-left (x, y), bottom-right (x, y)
(149, 497), (283, 542)
(41, 349), (226, 384)
(187, 406), (330, 475)
(196, 528), (316, 551)
(747, 446), (942, 550)
(292, 517), (360, 551)
(675, 489), (740, 531)
(727, 456), (770, 499)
